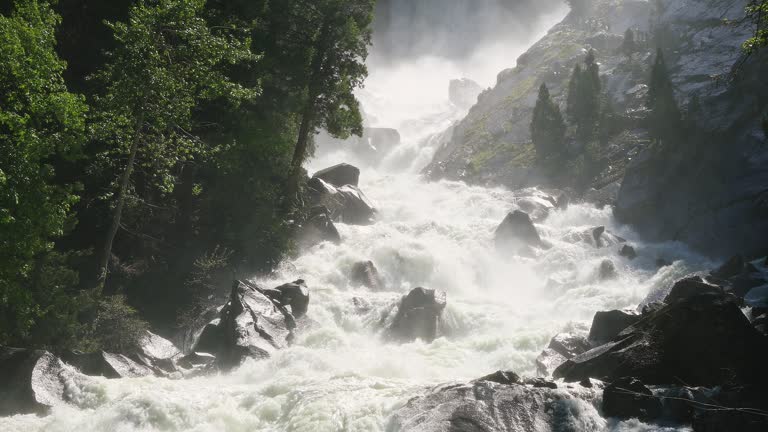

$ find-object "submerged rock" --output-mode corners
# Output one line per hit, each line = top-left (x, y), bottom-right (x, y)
(618, 244), (637, 260)
(350, 260), (385, 291)
(388, 287), (447, 343)
(299, 206), (341, 247)
(562, 226), (624, 249)
(386, 375), (602, 432)
(494, 210), (542, 253)
(602, 377), (662, 422)
(598, 259), (618, 280)
(0, 348), (75, 415)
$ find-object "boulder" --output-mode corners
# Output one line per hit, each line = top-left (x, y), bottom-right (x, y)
(598, 259), (618, 280)
(128, 331), (181, 376)
(536, 332), (591, 377)
(388, 287), (447, 343)
(602, 377), (662, 422)
(61, 350), (154, 379)
(562, 226), (624, 249)
(710, 254), (745, 279)
(587, 310), (640, 346)
(299, 206), (341, 247)
(387, 376), (600, 432)
(269, 279), (310, 318)
(513, 189), (560, 221)
(449, 78), (483, 108)
(0, 348), (75, 415)
(663, 276), (726, 304)
(476, 370), (521, 385)
(554, 288), (768, 386)
(350, 260), (385, 291)
(308, 178), (377, 225)
(618, 244), (637, 260)
(494, 210), (542, 253)
(313, 163), (360, 187)
(215, 281), (297, 369)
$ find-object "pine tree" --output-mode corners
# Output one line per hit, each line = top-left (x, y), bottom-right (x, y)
(566, 64), (582, 123)
(567, 49), (601, 139)
(531, 83), (566, 158)
(621, 28), (636, 57)
(648, 48), (681, 144)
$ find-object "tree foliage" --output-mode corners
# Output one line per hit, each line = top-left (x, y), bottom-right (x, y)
(0, 0), (87, 344)
(531, 83), (566, 158)
(743, 0), (768, 55)
(648, 48), (681, 144)
(92, 0), (260, 288)
(566, 50), (601, 139)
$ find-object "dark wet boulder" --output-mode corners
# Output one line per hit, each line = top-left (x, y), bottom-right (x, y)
(313, 163), (360, 187)
(598, 259), (618, 280)
(128, 331), (182, 376)
(350, 260), (385, 291)
(618, 244), (637, 260)
(61, 350), (154, 378)
(602, 377), (662, 422)
(513, 189), (560, 221)
(269, 279), (310, 318)
(299, 206), (341, 247)
(663, 276), (727, 304)
(588, 310), (640, 346)
(216, 281), (297, 369)
(554, 290), (768, 386)
(193, 319), (224, 355)
(387, 376), (600, 432)
(307, 178), (377, 225)
(562, 226), (623, 249)
(524, 377), (558, 389)
(711, 254), (745, 279)
(494, 210), (541, 252)
(536, 332), (590, 376)
(388, 287), (447, 343)
(0, 348), (75, 415)
(476, 370), (521, 385)
(724, 274), (767, 298)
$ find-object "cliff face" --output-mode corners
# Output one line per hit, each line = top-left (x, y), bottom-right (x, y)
(426, 0), (768, 258)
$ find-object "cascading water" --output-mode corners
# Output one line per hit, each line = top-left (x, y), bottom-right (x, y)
(1, 6), (716, 432)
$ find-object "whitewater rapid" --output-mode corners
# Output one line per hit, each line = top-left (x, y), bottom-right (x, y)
(3, 137), (714, 432)
(1, 19), (716, 431)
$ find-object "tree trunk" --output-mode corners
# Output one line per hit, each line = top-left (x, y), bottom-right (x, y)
(288, 103), (316, 187)
(96, 117), (143, 293)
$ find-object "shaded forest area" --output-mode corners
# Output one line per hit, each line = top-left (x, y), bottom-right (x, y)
(0, 0), (375, 351)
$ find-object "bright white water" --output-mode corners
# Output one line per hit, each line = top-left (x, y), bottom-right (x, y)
(2, 12), (715, 432)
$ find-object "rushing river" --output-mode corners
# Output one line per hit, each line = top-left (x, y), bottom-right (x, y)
(2, 17), (716, 432)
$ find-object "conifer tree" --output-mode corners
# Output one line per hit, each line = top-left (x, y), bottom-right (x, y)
(531, 83), (566, 158)
(648, 48), (681, 144)
(621, 28), (636, 57)
(566, 64), (582, 123)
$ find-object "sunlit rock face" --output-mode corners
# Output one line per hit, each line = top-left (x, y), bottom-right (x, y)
(425, 0), (767, 258)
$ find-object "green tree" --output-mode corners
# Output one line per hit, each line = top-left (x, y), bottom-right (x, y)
(531, 83), (567, 158)
(648, 48), (681, 144)
(567, 50), (601, 139)
(279, 0), (375, 196)
(621, 28), (636, 57)
(743, 0), (768, 55)
(92, 0), (259, 290)
(0, 0), (87, 344)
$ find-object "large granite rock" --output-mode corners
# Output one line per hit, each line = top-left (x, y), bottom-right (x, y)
(386, 375), (602, 432)
(0, 348), (75, 415)
(494, 210), (542, 253)
(554, 282), (768, 386)
(307, 178), (376, 225)
(587, 310), (640, 346)
(299, 206), (341, 248)
(350, 260), (386, 291)
(62, 350), (155, 379)
(388, 287), (447, 343)
(535, 331), (591, 377)
(313, 163), (360, 187)
(602, 377), (662, 422)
